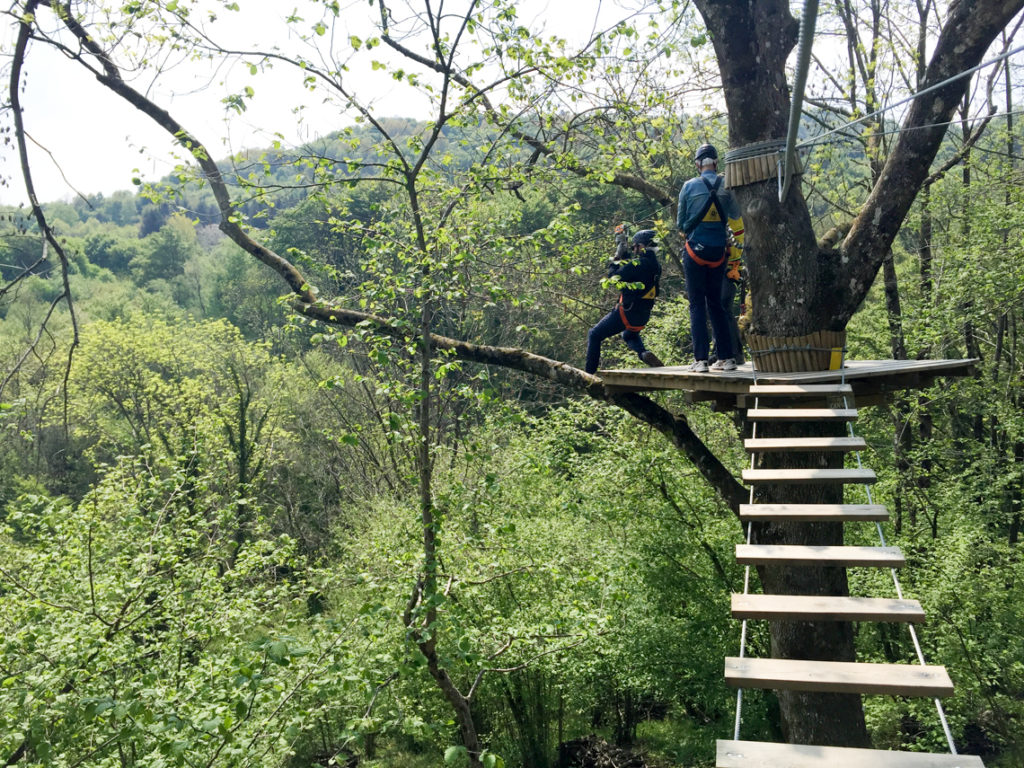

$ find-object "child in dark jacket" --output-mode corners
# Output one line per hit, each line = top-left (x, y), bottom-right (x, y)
(584, 228), (665, 374)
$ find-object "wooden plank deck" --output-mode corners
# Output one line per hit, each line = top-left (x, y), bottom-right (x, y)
(597, 359), (976, 409)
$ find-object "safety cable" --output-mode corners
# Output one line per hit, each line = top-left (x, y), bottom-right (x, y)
(797, 43), (1024, 150)
(809, 106), (1024, 143)
(733, 349), (760, 740)
(842, 397), (960, 754)
(724, 43), (1024, 203)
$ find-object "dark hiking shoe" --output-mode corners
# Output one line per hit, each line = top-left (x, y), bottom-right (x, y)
(641, 351), (664, 367)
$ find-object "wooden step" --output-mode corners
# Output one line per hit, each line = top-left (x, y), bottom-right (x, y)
(739, 503), (888, 522)
(743, 468), (876, 485)
(731, 594), (925, 623)
(724, 657), (954, 696)
(748, 383), (854, 396)
(736, 544), (904, 567)
(747, 408), (857, 421)
(717, 739), (984, 767)
(745, 436), (866, 453)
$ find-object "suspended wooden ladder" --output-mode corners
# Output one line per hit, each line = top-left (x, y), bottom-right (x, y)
(720, 381), (985, 767)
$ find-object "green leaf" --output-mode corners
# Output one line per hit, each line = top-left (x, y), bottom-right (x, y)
(444, 745), (468, 766)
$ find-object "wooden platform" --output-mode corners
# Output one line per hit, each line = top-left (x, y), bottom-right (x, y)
(598, 359), (976, 410)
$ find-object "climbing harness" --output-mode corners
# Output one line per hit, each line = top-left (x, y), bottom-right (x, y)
(617, 300), (647, 333)
(685, 240), (725, 268)
(685, 176), (728, 267)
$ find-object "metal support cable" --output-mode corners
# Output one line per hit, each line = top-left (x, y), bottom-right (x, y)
(842, 393), (958, 754)
(734, 348), (761, 740)
(798, 43), (1024, 150)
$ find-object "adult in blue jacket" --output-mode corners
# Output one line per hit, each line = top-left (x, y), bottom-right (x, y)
(584, 229), (664, 374)
(677, 143), (744, 373)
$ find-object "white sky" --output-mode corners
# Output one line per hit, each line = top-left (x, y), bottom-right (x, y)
(0, 0), (632, 207)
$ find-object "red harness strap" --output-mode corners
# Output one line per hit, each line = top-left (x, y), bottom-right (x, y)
(617, 299), (646, 332)
(685, 239), (726, 268)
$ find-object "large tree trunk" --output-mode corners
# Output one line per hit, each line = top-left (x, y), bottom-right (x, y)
(695, 0), (1024, 746)
(751, 421), (870, 746)
(695, 1), (866, 744)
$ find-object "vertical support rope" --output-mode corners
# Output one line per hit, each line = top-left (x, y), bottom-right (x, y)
(842, 388), (959, 754)
(733, 350), (760, 740)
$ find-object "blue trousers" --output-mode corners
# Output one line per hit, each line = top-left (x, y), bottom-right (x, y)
(683, 251), (733, 362)
(585, 308), (648, 374)
(715, 277), (744, 363)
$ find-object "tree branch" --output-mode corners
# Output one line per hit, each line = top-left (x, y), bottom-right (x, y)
(32, 1), (743, 514)
(839, 0), (1024, 324)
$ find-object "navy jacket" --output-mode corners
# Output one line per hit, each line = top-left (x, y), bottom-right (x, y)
(609, 248), (661, 325)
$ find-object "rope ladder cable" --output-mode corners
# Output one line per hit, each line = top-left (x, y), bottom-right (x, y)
(733, 344), (760, 740)
(841, 389), (960, 754)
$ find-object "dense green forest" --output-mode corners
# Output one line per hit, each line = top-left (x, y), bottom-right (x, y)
(3, 1), (1024, 766)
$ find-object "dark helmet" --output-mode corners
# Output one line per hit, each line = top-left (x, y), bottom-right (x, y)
(695, 143), (718, 163)
(631, 229), (657, 248)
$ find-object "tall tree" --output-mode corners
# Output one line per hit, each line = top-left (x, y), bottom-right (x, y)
(5, 0), (1023, 754)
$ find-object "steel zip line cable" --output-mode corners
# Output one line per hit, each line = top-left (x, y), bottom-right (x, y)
(798, 43), (1024, 150)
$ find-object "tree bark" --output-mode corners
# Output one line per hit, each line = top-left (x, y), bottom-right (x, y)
(695, 0), (1024, 746)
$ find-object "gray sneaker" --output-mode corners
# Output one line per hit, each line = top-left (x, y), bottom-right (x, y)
(710, 358), (737, 372)
(687, 360), (709, 373)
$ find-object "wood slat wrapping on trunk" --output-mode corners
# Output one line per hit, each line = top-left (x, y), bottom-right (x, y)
(724, 151), (797, 188)
(744, 331), (847, 372)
